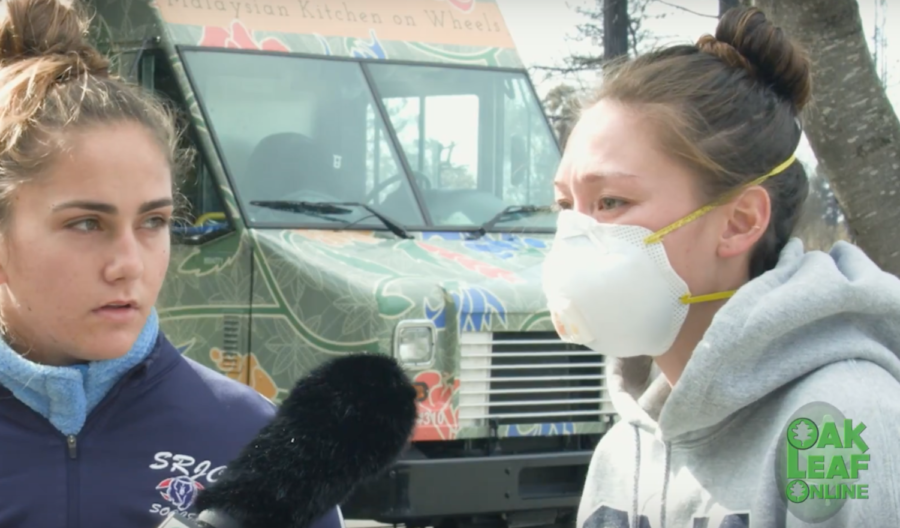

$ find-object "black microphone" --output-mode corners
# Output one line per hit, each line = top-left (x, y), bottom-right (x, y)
(156, 352), (418, 528)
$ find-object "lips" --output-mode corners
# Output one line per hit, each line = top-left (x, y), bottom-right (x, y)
(98, 300), (137, 310)
(92, 300), (140, 322)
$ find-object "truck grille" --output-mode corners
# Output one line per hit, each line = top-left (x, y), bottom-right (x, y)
(458, 331), (614, 427)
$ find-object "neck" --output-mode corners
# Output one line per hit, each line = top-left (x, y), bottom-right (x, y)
(654, 300), (724, 385)
(0, 308), (160, 435)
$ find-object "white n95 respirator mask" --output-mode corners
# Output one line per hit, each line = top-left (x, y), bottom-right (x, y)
(542, 154), (798, 358)
(542, 209), (702, 358)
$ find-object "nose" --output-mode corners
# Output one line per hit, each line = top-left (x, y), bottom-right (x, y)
(571, 196), (594, 217)
(103, 229), (144, 283)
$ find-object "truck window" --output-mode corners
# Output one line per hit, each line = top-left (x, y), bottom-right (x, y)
(380, 94), (480, 192)
(137, 49), (231, 241)
(180, 50), (425, 228)
(364, 102), (413, 209)
(367, 63), (560, 228)
(179, 49), (559, 232)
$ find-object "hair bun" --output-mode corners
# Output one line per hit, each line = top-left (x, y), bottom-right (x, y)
(696, 35), (756, 76)
(0, 0), (109, 79)
(704, 6), (811, 111)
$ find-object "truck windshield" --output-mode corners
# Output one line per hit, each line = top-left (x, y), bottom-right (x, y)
(181, 49), (560, 231)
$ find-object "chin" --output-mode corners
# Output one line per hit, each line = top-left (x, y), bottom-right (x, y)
(77, 330), (145, 362)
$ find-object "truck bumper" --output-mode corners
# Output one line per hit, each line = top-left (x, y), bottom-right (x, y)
(341, 450), (592, 523)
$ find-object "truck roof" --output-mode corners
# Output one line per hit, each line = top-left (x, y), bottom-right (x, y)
(92, 0), (525, 68)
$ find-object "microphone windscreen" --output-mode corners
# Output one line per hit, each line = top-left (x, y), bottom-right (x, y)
(194, 352), (418, 528)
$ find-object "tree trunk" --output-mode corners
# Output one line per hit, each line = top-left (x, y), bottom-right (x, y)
(755, 0), (900, 276)
(719, 0), (741, 16)
(603, 0), (629, 61)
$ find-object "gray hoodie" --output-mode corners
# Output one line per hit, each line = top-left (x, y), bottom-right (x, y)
(576, 238), (900, 528)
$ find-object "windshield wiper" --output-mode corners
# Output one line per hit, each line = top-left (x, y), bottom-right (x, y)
(468, 205), (554, 240)
(250, 200), (412, 239)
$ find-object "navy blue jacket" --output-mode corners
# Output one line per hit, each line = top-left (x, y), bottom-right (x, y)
(0, 332), (345, 528)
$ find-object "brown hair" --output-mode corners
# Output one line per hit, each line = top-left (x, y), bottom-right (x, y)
(0, 0), (183, 226)
(586, 6), (811, 278)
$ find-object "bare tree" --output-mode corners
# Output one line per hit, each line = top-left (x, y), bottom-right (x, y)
(755, 0), (900, 276)
(604, 0), (629, 61)
(718, 0), (751, 17)
(719, 0), (739, 16)
(530, 0), (652, 130)
(531, 0), (655, 76)
(543, 84), (583, 149)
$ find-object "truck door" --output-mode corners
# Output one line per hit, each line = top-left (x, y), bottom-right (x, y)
(135, 49), (255, 387)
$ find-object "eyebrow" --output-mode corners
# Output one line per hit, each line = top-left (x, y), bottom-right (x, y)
(52, 198), (174, 215)
(553, 171), (639, 189)
(581, 171), (639, 182)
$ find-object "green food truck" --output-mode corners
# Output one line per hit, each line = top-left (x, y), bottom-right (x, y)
(87, 0), (615, 526)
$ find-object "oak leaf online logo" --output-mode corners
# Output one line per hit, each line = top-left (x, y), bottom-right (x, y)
(776, 401), (870, 523)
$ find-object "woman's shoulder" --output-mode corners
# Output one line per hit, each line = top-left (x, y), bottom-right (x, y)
(791, 358), (900, 405)
(150, 334), (277, 422)
(775, 358), (900, 428)
(180, 354), (277, 411)
(773, 357), (900, 460)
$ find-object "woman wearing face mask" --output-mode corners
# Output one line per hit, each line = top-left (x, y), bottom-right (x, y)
(0, 1), (346, 527)
(546, 6), (900, 528)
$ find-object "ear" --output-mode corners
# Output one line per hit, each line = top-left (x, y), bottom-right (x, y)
(717, 186), (771, 259)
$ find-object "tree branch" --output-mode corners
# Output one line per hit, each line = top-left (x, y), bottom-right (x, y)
(656, 0), (718, 19)
(529, 61), (600, 75)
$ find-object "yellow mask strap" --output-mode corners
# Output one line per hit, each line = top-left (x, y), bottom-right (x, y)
(643, 154), (797, 245)
(680, 290), (736, 304)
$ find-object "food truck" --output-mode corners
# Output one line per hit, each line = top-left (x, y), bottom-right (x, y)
(87, 0), (615, 526)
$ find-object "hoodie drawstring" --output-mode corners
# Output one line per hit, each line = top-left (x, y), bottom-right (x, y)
(660, 442), (670, 528)
(631, 425), (641, 528)
(632, 425), (671, 528)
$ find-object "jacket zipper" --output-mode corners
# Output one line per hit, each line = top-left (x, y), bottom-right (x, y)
(67, 435), (77, 459)
(62, 366), (145, 528)
(67, 434), (79, 528)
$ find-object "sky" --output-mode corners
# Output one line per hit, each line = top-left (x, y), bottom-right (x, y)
(494, 0), (900, 170)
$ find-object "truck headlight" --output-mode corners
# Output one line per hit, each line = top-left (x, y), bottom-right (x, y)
(394, 320), (436, 367)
